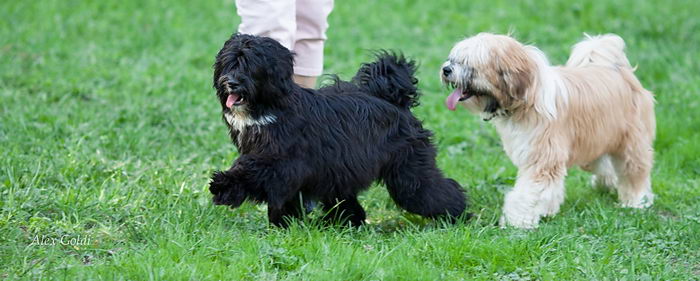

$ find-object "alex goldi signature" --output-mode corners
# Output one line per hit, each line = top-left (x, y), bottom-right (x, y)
(29, 235), (92, 246)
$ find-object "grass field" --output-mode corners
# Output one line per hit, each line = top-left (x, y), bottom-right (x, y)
(2, 0), (699, 279)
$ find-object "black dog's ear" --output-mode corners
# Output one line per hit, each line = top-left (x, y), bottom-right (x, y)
(247, 37), (297, 98)
(269, 52), (295, 81)
(258, 38), (295, 81)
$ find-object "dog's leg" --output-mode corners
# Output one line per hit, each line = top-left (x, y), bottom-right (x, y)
(215, 155), (311, 226)
(267, 193), (306, 228)
(501, 164), (566, 229)
(381, 143), (467, 220)
(582, 154), (618, 192)
(611, 138), (654, 208)
(321, 197), (366, 227)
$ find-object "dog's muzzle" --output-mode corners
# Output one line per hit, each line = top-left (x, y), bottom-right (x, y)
(218, 75), (246, 109)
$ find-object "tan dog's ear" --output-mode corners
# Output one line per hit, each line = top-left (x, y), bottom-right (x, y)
(491, 45), (534, 108)
(497, 66), (532, 101)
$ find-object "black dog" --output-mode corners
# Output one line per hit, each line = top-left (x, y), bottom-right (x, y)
(209, 33), (467, 227)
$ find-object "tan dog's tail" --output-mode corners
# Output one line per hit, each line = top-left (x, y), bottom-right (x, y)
(566, 34), (633, 69)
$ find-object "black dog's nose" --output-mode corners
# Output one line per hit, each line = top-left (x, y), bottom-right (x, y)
(225, 81), (240, 89)
(219, 75), (240, 90)
(442, 66), (452, 76)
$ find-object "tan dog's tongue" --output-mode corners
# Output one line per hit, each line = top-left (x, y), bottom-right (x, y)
(225, 94), (238, 109)
(445, 88), (462, 111)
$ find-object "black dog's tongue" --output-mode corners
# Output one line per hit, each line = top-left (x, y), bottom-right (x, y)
(226, 93), (240, 108)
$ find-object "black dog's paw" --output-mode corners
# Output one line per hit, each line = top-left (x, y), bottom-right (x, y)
(209, 171), (246, 208)
(209, 171), (230, 194)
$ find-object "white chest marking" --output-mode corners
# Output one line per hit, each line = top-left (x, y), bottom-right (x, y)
(224, 112), (276, 132)
(493, 119), (536, 168)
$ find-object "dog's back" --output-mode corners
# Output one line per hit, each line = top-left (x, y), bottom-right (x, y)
(566, 34), (656, 140)
(555, 34), (655, 167)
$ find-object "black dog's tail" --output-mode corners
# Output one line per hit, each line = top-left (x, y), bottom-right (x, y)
(352, 51), (420, 109)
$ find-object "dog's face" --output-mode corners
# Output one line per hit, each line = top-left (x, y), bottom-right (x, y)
(441, 33), (535, 120)
(213, 34), (295, 117)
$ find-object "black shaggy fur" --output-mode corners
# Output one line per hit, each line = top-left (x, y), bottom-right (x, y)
(209, 33), (468, 227)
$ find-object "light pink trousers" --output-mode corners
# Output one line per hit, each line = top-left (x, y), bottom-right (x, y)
(236, 0), (334, 76)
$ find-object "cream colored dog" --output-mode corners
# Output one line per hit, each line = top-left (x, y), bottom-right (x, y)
(441, 33), (655, 228)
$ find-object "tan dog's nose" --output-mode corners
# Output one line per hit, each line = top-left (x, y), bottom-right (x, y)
(442, 66), (452, 76)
